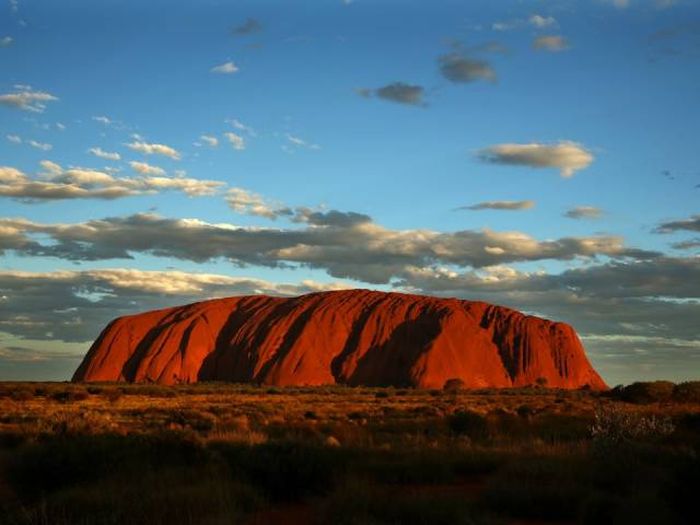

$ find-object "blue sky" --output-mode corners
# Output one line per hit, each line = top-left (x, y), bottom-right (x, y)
(1, 0), (699, 384)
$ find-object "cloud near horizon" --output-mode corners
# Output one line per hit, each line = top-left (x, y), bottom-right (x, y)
(0, 268), (350, 343)
(0, 210), (659, 283)
(1, 256), (698, 385)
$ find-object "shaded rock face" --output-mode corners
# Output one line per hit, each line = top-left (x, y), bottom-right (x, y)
(72, 290), (607, 389)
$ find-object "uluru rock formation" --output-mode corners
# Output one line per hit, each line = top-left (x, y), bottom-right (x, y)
(73, 290), (607, 389)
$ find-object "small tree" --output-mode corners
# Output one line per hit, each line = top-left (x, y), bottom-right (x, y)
(443, 378), (465, 393)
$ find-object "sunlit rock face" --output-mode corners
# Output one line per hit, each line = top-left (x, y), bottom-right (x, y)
(73, 289), (607, 390)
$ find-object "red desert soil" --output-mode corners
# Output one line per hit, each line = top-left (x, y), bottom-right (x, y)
(73, 289), (606, 389)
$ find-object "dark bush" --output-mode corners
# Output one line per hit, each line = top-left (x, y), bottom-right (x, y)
(103, 388), (123, 403)
(672, 381), (700, 403)
(10, 387), (34, 402)
(165, 409), (216, 433)
(320, 482), (485, 525)
(8, 433), (205, 499)
(217, 441), (348, 502)
(447, 410), (488, 440)
(122, 385), (177, 397)
(480, 456), (586, 521)
(443, 378), (466, 392)
(50, 388), (89, 403)
(516, 404), (536, 418)
(614, 381), (675, 404)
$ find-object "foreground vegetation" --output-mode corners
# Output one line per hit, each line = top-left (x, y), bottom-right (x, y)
(0, 381), (698, 524)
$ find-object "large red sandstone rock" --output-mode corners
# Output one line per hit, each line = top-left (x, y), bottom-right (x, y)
(72, 290), (607, 389)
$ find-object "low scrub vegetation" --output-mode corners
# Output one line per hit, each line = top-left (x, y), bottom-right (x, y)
(0, 381), (697, 524)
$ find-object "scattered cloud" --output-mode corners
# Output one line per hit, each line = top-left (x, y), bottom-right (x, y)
(224, 132), (246, 150)
(0, 162), (223, 201)
(6, 135), (52, 151)
(126, 140), (181, 160)
(529, 15), (557, 28)
(88, 147), (121, 161)
(27, 140), (52, 151)
(199, 135), (219, 147)
(459, 200), (535, 211)
(226, 118), (256, 137)
(565, 206), (604, 219)
(655, 214), (700, 233)
(438, 53), (496, 83)
(92, 115), (113, 126)
(129, 161), (165, 176)
(477, 141), (594, 178)
(0, 86), (58, 112)
(533, 35), (570, 52)
(671, 238), (700, 250)
(210, 61), (239, 74)
(358, 82), (426, 106)
(493, 14), (558, 32)
(603, 0), (631, 8)
(226, 188), (293, 220)
(0, 36), (13, 47)
(655, 0), (677, 8)
(285, 133), (320, 151)
(232, 18), (262, 36)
